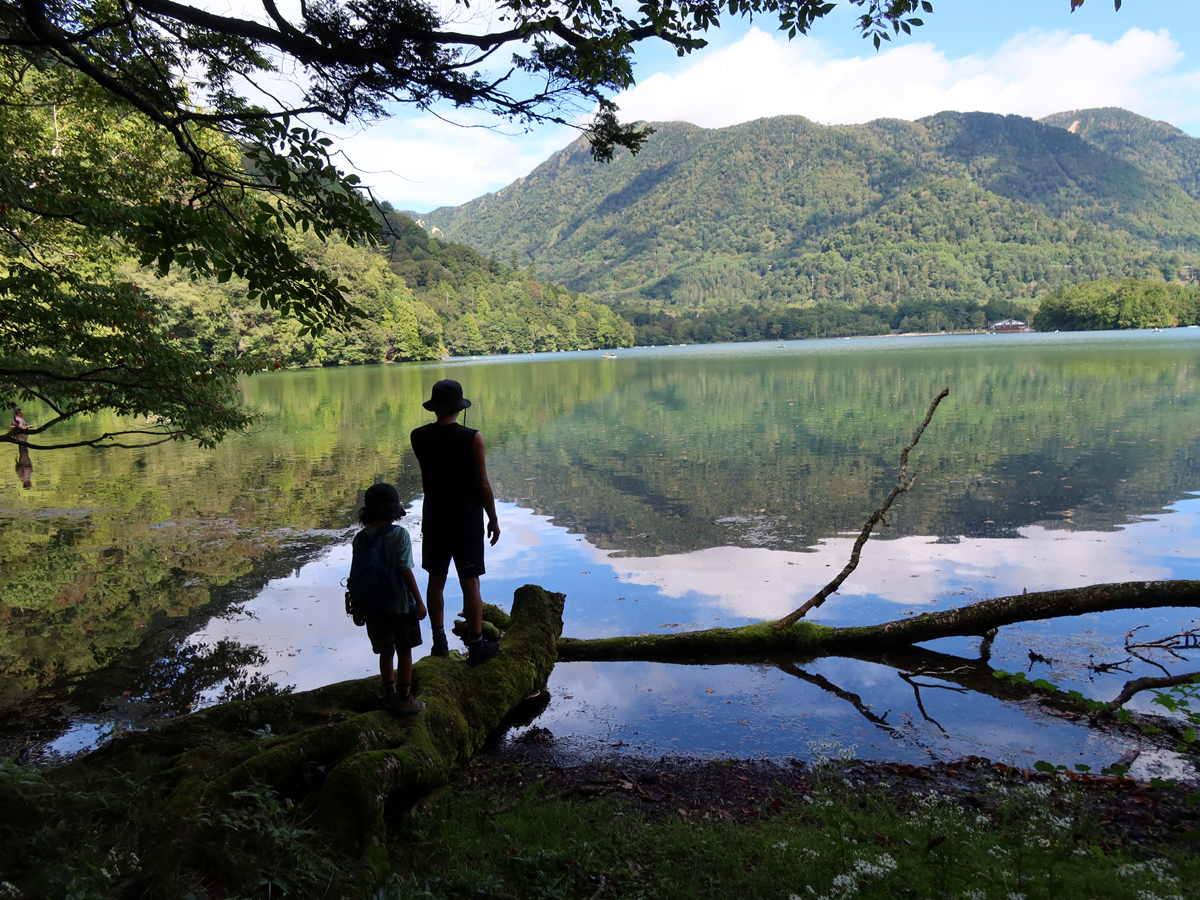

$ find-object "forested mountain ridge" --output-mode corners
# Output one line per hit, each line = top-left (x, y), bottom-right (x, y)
(145, 207), (633, 366)
(1040, 107), (1200, 201)
(417, 111), (1200, 311)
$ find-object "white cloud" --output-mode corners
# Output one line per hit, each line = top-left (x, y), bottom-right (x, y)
(613, 26), (1200, 133)
(596, 517), (1183, 624)
(328, 114), (573, 211)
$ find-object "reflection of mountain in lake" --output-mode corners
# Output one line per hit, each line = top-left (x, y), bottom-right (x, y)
(481, 337), (1200, 556)
(2, 334), (1198, 712)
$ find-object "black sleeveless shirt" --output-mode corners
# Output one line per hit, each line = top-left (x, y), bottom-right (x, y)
(410, 422), (482, 536)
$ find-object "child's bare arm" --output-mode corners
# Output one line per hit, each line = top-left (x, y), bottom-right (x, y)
(401, 567), (427, 620)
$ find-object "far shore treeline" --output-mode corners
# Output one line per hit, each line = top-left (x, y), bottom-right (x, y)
(120, 107), (1200, 368)
(1031, 278), (1200, 332)
(144, 207), (635, 367)
(145, 215), (1198, 365)
(626, 280), (1200, 344)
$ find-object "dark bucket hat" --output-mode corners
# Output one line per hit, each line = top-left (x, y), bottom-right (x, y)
(423, 379), (472, 413)
(364, 482), (402, 506)
(362, 481), (405, 519)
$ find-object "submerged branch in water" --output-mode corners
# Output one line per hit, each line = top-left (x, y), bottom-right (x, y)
(774, 387), (950, 629)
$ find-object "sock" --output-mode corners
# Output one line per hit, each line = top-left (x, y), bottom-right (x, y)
(469, 630), (482, 645)
(397, 683), (412, 700)
(383, 680), (397, 697)
(433, 625), (446, 638)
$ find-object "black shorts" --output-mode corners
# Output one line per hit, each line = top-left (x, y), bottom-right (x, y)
(421, 528), (486, 579)
(366, 611), (423, 655)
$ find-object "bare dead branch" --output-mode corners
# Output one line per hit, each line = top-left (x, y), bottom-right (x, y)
(774, 387), (949, 628)
(1108, 671), (1200, 710)
(1, 429), (184, 450)
(1125, 625), (1200, 659)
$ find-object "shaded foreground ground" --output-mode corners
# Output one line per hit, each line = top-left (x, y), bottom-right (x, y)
(3, 719), (1199, 899)
(382, 740), (1200, 900)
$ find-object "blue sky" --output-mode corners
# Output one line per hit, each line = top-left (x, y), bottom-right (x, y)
(321, 1), (1200, 211)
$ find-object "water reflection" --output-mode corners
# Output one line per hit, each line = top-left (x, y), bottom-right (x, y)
(130, 498), (1200, 773)
(3, 332), (1199, 765)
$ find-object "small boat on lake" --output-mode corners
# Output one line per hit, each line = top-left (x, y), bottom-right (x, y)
(602, 352), (617, 358)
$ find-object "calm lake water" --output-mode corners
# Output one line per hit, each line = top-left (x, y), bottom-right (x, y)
(2, 330), (1199, 774)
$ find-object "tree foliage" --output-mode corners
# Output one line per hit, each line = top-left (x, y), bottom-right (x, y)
(1, 0), (935, 167)
(0, 61), (269, 449)
(422, 113), (1200, 314)
(1032, 278), (1200, 331)
(147, 209), (634, 367)
(0, 0), (938, 448)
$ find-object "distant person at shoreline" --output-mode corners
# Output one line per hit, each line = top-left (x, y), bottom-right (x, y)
(349, 482), (428, 715)
(410, 379), (502, 666)
(11, 408), (32, 488)
(10, 407), (28, 443)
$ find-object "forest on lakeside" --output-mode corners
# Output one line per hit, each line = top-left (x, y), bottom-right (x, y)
(627, 297), (1030, 344)
(631, 280), (1200, 344)
(1032, 278), (1200, 331)
(138, 208), (634, 368)
(419, 109), (1200, 313)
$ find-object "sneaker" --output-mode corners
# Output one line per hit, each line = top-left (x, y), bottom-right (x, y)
(385, 694), (425, 715)
(467, 639), (502, 667)
(431, 632), (450, 657)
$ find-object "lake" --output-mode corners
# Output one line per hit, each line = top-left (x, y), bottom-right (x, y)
(2, 330), (1199, 776)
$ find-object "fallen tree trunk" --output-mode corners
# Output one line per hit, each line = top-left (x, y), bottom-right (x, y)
(556, 580), (1200, 661)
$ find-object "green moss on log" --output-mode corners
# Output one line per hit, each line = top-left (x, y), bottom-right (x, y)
(67, 584), (565, 862)
(557, 621), (831, 661)
(450, 601), (512, 642)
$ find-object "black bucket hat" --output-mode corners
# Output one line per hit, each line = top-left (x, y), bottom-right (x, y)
(362, 481), (405, 519)
(364, 482), (402, 506)
(423, 379), (472, 413)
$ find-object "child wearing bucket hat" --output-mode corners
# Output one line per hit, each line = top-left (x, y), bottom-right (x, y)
(410, 379), (502, 666)
(348, 481), (428, 714)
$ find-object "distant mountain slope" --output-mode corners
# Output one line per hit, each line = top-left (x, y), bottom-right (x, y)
(418, 111), (1200, 309)
(1040, 107), (1200, 200)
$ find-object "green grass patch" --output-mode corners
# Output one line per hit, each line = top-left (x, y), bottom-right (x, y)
(385, 764), (1198, 900)
(0, 758), (344, 899)
(2, 751), (1196, 900)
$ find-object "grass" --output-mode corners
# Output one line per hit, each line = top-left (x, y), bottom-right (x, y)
(383, 760), (1198, 900)
(1, 751), (1196, 900)
(0, 758), (343, 900)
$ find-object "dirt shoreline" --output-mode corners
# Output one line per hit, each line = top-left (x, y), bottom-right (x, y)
(463, 731), (1200, 848)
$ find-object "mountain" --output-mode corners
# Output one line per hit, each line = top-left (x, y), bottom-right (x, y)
(417, 111), (1200, 311)
(1040, 107), (1200, 200)
(145, 207), (633, 367)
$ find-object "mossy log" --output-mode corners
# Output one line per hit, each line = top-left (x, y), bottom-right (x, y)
(557, 580), (1200, 661)
(83, 585), (563, 855)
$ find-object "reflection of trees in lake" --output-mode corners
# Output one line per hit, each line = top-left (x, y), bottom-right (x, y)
(0, 372), (427, 710)
(482, 346), (1200, 556)
(2, 342), (1197, 727)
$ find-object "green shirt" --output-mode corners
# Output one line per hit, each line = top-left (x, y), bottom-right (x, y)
(353, 523), (417, 615)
